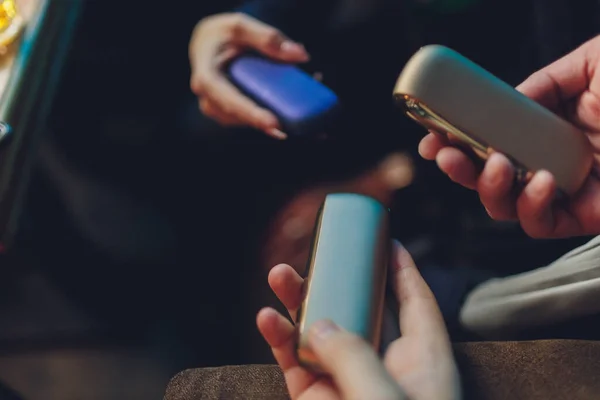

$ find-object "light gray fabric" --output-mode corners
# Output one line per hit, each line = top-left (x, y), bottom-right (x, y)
(461, 235), (600, 339)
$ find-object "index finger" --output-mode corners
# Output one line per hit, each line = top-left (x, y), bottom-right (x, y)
(268, 263), (305, 321)
(517, 40), (595, 109)
(201, 75), (279, 132)
(256, 308), (323, 398)
(190, 39), (280, 133)
(390, 241), (450, 346)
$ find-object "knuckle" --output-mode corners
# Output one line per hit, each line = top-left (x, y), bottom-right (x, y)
(525, 70), (540, 83)
(218, 102), (236, 117)
(195, 15), (219, 35)
(261, 28), (283, 47)
(199, 99), (210, 113)
(227, 13), (249, 37)
(202, 82), (220, 101)
(585, 92), (600, 122)
(190, 76), (206, 95)
(195, 13), (241, 40)
(200, 103), (216, 119)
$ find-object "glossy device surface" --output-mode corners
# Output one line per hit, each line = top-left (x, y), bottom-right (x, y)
(393, 45), (593, 195)
(227, 55), (340, 137)
(296, 193), (389, 373)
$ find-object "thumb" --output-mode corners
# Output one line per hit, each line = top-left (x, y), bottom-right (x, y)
(230, 15), (309, 62)
(308, 320), (404, 399)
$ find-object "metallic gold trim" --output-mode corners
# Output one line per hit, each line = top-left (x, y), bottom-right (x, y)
(396, 94), (535, 187)
(296, 202), (325, 372)
(398, 94), (491, 160)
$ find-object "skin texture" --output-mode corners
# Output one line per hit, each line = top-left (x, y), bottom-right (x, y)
(256, 241), (462, 400)
(189, 13), (309, 139)
(420, 35), (600, 238)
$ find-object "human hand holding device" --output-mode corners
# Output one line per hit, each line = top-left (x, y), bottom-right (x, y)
(227, 55), (339, 138)
(406, 39), (600, 238)
(189, 13), (309, 139)
(256, 240), (461, 400)
(294, 193), (390, 372)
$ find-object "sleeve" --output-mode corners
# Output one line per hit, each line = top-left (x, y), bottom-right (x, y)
(235, 0), (340, 43)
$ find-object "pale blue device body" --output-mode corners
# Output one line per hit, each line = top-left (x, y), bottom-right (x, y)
(296, 193), (389, 372)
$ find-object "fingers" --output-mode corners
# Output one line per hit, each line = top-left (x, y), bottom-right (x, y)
(570, 90), (600, 132)
(228, 14), (309, 63)
(190, 14), (296, 136)
(477, 153), (517, 220)
(515, 170), (557, 237)
(257, 307), (300, 370)
(199, 97), (287, 139)
(418, 132), (447, 160)
(256, 308), (318, 398)
(436, 147), (479, 189)
(389, 241), (450, 346)
(419, 132), (479, 189)
(268, 264), (305, 321)
(516, 39), (595, 110)
(434, 146), (518, 220)
(307, 320), (404, 400)
(193, 73), (281, 134)
(199, 98), (243, 126)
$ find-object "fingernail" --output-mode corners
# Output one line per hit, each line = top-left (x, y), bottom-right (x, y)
(524, 170), (553, 197)
(280, 41), (310, 60)
(280, 41), (301, 52)
(267, 128), (287, 140)
(487, 153), (513, 186)
(488, 152), (512, 170)
(488, 152), (503, 164)
(309, 319), (339, 342)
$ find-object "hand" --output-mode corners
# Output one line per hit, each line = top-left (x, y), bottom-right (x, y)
(419, 35), (600, 238)
(189, 13), (310, 139)
(256, 241), (461, 400)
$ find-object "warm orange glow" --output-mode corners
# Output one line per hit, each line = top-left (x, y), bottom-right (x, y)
(0, 0), (17, 33)
(0, 0), (23, 51)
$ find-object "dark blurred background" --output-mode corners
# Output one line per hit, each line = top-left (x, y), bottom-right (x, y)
(0, 0), (596, 398)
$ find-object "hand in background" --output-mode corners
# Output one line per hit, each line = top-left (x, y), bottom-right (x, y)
(189, 13), (309, 139)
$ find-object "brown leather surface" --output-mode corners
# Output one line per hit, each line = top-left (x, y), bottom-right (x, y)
(164, 340), (600, 400)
